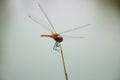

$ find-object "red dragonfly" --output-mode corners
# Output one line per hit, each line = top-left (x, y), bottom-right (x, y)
(29, 3), (90, 51)
(29, 3), (90, 80)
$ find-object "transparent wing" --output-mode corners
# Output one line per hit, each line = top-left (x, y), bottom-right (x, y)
(28, 15), (53, 33)
(62, 35), (85, 39)
(59, 24), (90, 34)
(37, 3), (57, 33)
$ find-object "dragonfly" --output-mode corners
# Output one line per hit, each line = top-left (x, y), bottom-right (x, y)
(29, 3), (90, 80)
(29, 3), (90, 51)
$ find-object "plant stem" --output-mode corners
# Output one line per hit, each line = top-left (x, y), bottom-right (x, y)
(60, 46), (68, 80)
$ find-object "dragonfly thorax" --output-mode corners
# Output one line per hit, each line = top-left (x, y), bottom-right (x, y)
(53, 34), (63, 43)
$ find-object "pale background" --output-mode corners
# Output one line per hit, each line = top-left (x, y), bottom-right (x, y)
(0, 0), (120, 80)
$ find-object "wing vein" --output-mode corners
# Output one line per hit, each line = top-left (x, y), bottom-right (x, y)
(29, 16), (53, 33)
(38, 3), (57, 33)
(60, 24), (90, 34)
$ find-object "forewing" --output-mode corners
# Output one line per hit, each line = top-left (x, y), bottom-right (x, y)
(59, 24), (90, 34)
(28, 15), (54, 33)
(38, 3), (57, 33)
(62, 35), (85, 39)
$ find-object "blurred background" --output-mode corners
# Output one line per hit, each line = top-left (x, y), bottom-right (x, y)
(0, 0), (120, 80)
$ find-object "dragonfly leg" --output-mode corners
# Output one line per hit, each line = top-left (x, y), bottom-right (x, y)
(53, 42), (57, 50)
(53, 42), (61, 51)
(56, 43), (61, 47)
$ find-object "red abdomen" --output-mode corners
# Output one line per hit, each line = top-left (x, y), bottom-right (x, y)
(41, 34), (63, 43)
(41, 34), (52, 37)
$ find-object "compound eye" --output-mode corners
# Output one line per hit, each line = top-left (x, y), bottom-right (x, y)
(57, 37), (63, 42)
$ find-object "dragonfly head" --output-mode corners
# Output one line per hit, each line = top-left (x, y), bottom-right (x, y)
(53, 34), (63, 43)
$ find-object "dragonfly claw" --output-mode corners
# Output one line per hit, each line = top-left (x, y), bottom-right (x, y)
(53, 42), (61, 51)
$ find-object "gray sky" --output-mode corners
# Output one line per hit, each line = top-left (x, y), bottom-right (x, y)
(1, 0), (120, 80)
